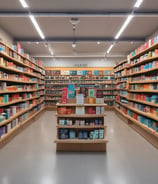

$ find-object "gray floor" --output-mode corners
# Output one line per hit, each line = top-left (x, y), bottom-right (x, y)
(0, 111), (158, 184)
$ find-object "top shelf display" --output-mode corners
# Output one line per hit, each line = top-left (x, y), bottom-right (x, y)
(0, 41), (45, 75)
(45, 69), (114, 76)
(128, 36), (158, 60)
(113, 60), (127, 69)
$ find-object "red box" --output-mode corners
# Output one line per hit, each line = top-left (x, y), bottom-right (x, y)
(58, 107), (67, 115)
(62, 88), (68, 104)
(66, 109), (71, 114)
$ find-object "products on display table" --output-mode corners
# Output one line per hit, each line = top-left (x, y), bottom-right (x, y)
(76, 94), (84, 105)
(76, 107), (85, 115)
(62, 88), (68, 104)
(68, 84), (75, 98)
(58, 107), (71, 115)
(59, 118), (103, 126)
(59, 128), (104, 139)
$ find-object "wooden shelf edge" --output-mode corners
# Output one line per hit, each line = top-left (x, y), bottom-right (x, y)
(54, 139), (108, 144)
(129, 67), (158, 76)
(127, 98), (158, 107)
(129, 55), (158, 68)
(129, 80), (158, 84)
(0, 78), (37, 84)
(56, 113), (106, 117)
(128, 90), (158, 93)
(0, 102), (44, 126)
(0, 47), (44, 72)
(129, 43), (158, 60)
(115, 107), (158, 138)
(113, 60), (127, 69)
(0, 96), (41, 107)
(0, 107), (45, 146)
(56, 103), (107, 107)
(56, 125), (107, 129)
(0, 88), (44, 94)
(116, 100), (158, 121)
(21, 107), (45, 126)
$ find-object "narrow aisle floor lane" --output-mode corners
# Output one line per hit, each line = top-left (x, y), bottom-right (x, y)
(0, 111), (158, 184)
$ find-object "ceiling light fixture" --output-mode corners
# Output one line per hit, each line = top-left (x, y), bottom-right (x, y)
(19, 0), (29, 8)
(29, 15), (45, 40)
(97, 41), (101, 45)
(115, 14), (134, 39)
(106, 43), (114, 54)
(70, 18), (80, 49)
(134, 0), (144, 8)
(72, 42), (76, 48)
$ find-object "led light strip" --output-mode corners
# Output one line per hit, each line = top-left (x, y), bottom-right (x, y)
(107, 0), (144, 54)
(134, 0), (144, 8)
(19, 0), (28, 8)
(115, 15), (134, 40)
(29, 15), (45, 40)
(106, 44), (114, 54)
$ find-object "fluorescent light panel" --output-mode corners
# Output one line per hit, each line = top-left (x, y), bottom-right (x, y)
(106, 44), (114, 54)
(115, 15), (134, 39)
(19, 0), (29, 8)
(134, 0), (144, 8)
(29, 15), (45, 39)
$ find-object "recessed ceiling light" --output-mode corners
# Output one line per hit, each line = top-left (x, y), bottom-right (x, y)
(97, 41), (101, 45)
(36, 42), (39, 44)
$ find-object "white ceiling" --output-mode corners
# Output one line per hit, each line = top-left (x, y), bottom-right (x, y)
(0, 0), (158, 60)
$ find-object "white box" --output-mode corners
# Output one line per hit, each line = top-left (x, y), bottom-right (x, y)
(96, 98), (104, 104)
(96, 107), (100, 114)
(76, 107), (85, 115)
(76, 94), (84, 105)
(100, 107), (104, 114)
(77, 70), (82, 75)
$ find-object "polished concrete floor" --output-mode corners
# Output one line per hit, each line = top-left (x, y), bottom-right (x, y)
(0, 111), (158, 184)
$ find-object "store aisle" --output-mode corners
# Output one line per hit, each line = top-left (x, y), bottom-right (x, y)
(0, 111), (158, 184)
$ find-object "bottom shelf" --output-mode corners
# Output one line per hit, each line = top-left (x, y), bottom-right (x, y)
(0, 107), (45, 148)
(54, 138), (108, 152)
(115, 107), (158, 149)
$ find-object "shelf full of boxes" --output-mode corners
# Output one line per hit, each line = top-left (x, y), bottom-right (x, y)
(45, 67), (115, 110)
(114, 35), (158, 148)
(0, 41), (45, 148)
(54, 86), (108, 152)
